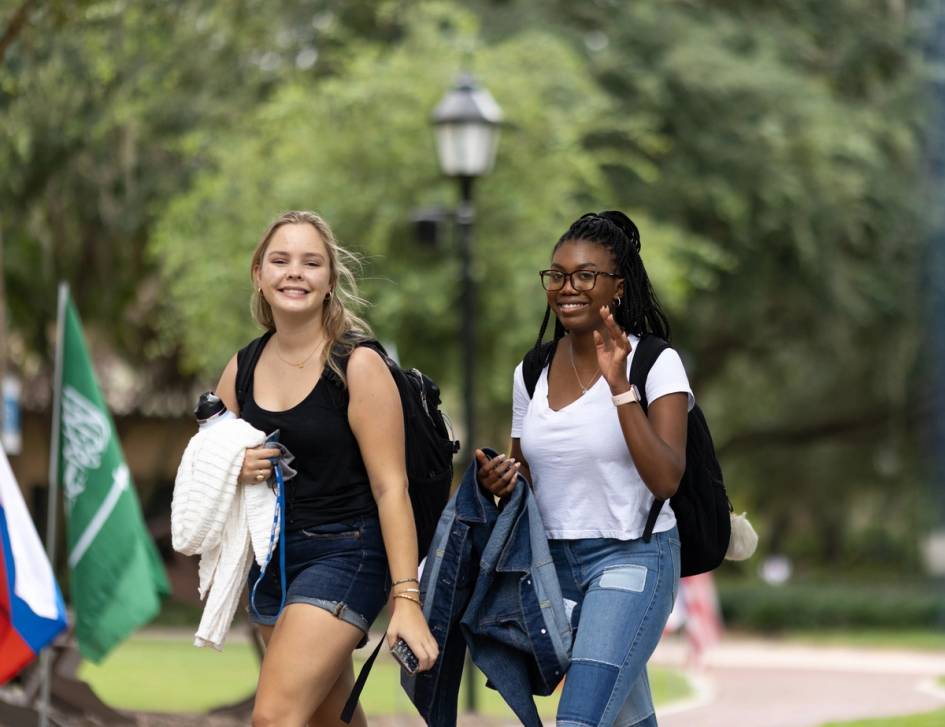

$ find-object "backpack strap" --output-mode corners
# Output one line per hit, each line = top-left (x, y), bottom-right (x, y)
(522, 340), (558, 399)
(333, 337), (397, 723)
(235, 330), (274, 413)
(320, 337), (388, 389)
(627, 335), (669, 413)
(628, 335), (672, 543)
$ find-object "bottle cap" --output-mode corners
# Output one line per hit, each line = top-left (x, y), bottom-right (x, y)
(194, 391), (227, 424)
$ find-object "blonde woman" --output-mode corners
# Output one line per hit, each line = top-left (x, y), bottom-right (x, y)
(215, 211), (438, 726)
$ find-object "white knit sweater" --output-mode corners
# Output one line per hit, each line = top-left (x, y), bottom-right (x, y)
(172, 418), (278, 649)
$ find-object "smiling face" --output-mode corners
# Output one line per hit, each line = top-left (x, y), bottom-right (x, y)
(547, 239), (623, 333)
(253, 222), (332, 320)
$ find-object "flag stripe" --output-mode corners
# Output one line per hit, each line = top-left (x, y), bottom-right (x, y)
(0, 453), (68, 685)
(67, 464), (128, 569)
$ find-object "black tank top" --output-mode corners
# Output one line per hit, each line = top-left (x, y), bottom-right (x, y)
(237, 334), (377, 530)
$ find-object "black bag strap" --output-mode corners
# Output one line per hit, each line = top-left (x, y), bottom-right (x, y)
(322, 337), (388, 381)
(337, 339), (398, 723)
(628, 335), (669, 412)
(522, 340), (558, 399)
(341, 635), (386, 723)
(235, 330), (273, 413)
(630, 335), (673, 542)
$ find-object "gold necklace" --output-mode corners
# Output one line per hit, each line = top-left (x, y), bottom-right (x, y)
(568, 338), (600, 394)
(274, 336), (325, 369)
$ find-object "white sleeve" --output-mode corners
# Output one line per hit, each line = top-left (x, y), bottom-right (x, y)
(645, 348), (695, 411)
(510, 362), (529, 438)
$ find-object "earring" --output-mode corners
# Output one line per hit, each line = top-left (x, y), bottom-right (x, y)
(325, 290), (333, 301)
(257, 287), (262, 294)
(613, 296), (622, 308)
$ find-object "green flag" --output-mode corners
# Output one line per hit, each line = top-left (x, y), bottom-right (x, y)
(54, 289), (169, 662)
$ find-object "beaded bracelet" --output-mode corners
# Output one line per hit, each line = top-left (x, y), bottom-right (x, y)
(392, 577), (419, 587)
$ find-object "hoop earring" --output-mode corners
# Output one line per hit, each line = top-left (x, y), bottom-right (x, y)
(325, 289), (333, 301)
(612, 296), (622, 309)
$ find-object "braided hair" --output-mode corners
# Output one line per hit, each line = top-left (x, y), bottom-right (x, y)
(534, 210), (671, 349)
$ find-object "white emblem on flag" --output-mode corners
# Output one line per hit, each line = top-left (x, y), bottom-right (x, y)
(62, 385), (110, 508)
(68, 463), (130, 569)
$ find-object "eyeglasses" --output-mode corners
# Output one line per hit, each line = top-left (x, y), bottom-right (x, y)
(539, 269), (620, 292)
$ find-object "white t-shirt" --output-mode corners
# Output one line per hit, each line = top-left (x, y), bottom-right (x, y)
(511, 336), (694, 540)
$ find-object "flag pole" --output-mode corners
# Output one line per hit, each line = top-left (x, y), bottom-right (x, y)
(38, 282), (68, 727)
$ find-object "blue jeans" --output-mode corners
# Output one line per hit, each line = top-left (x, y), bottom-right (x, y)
(550, 527), (680, 727)
(246, 516), (389, 647)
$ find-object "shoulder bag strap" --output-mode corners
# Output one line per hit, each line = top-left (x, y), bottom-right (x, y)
(522, 340), (558, 400)
(630, 335), (672, 542)
(235, 330), (274, 413)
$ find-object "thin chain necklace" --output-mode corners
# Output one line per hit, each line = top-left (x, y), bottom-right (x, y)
(274, 335), (326, 369)
(568, 338), (601, 394)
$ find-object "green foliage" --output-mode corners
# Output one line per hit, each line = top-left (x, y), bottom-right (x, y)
(0, 0), (399, 365)
(148, 3), (696, 445)
(2, 0), (939, 571)
(524, 0), (933, 568)
(718, 580), (945, 632)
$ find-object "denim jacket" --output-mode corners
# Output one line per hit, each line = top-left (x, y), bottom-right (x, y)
(402, 449), (572, 726)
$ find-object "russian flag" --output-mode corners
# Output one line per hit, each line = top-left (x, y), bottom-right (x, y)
(0, 449), (68, 683)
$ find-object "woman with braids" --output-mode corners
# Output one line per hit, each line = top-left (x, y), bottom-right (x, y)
(214, 211), (438, 726)
(476, 210), (692, 726)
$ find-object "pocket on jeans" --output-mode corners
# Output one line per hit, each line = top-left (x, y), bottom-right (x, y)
(299, 523), (362, 540)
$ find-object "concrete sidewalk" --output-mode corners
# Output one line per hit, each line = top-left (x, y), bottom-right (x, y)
(354, 636), (945, 726)
(653, 636), (945, 727)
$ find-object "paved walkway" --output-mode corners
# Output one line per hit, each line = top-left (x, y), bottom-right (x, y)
(653, 637), (945, 727)
(17, 633), (944, 726)
(126, 635), (945, 727)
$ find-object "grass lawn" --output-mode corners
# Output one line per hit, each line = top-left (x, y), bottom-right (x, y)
(79, 637), (260, 713)
(78, 634), (690, 716)
(822, 709), (945, 727)
(779, 629), (945, 652)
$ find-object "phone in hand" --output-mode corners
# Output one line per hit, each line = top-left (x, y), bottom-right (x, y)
(390, 638), (419, 675)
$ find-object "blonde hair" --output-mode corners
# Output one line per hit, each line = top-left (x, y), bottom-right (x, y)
(250, 210), (373, 385)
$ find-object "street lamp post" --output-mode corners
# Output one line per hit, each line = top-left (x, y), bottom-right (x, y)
(431, 72), (502, 715)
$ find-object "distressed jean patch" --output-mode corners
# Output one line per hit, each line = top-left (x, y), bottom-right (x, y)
(598, 564), (647, 592)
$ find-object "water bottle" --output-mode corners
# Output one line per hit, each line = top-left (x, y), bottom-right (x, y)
(194, 391), (236, 430)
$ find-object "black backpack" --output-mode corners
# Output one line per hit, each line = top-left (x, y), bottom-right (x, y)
(235, 331), (459, 556)
(521, 335), (731, 577)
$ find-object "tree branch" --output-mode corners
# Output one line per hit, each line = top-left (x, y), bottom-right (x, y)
(0, 0), (38, 65)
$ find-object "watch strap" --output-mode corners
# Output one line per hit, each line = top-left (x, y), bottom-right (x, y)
(612, 385), (641, 407)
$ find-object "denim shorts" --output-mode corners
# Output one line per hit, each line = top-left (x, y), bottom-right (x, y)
(550, 527), (681, 727)
(246, 515), (389, 647)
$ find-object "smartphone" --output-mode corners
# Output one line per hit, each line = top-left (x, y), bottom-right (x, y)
(390, 638), (419, 675)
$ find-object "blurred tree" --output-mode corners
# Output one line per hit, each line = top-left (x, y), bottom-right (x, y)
(1, 0), (936, 570)
(149, 2), (701, 445)
(475, 0), (932, 569)
(0, 0), (401, 379)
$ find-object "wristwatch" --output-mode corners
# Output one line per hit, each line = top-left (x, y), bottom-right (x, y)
(611, 385), (641, 407)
